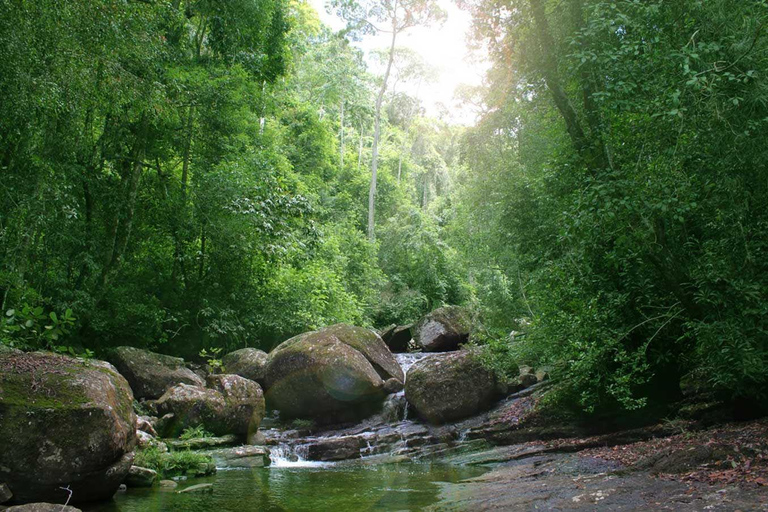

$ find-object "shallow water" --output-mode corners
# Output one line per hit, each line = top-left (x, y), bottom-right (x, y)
(85, 463), (486, 512)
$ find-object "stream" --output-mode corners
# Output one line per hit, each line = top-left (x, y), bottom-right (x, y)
(85, 353), (491, 511)
(87, 463), (487, 512)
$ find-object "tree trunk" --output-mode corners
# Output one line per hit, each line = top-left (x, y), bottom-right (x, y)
(339, 99), (345, 169)
(528, 0), (593, 160)
(98, 118), (148, 291)
(358, 123), (364, 171)
(181, 105), (194, 200)
(368, 1), (399, 240)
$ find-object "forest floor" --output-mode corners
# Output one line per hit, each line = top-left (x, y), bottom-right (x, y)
(429, 418), (768, 511)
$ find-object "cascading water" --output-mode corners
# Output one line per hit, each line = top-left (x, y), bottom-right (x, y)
(269, 443), (328, 468)
(265, 351), (467, 465)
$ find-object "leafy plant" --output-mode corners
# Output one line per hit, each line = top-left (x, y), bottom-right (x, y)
(199, 348), (224, 374)
(1, 305), (76, 351)
(134, 446), (214, 479)
(179, 425), (215, 441)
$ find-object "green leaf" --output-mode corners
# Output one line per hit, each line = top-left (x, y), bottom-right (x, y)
(49, 312), (58, 322)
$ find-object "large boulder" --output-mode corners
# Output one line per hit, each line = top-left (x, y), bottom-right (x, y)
(404, 350), (499, 424)
(271, 324), (404, 383)
(413, 306), (472, 352)
(110, 346), (204, 400)
(265, 326), (397, 421)
(0, 352), (136, 504)
(221, 348), (268, 385)
(154, 374), (265, 438)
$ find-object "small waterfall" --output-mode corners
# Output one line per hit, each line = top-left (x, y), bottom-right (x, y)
(269, 444), (328, 468)
(394, 352), (436, 376)
(389, 352), (440, 423)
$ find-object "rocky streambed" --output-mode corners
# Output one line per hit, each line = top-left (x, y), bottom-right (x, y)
(2, 309), (767, 511)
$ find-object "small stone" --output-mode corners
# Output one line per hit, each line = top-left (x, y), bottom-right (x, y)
(137, 416), (158, 437)
(383, 378), (404, 394)
(0, 482), (13, 503)
(247, 430), (266, 445)
(125, 466), (157, 488)
(519, 365), (534, 375)
(520, 373), (538, 389)
(210, 446), (270, 468)
(177, 483), (213, 494)
(117, 484), (127, 492)
(158, 480), (178, 489)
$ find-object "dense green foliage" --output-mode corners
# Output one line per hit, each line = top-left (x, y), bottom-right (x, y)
(2, 0), (765, 415)
(455, 0), (768, 411)
(0, 0), (463, 358)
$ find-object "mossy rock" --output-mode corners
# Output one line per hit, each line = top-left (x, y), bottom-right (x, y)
(413, 306), (472, 352)
(271, 324), (403, 383)
(154, 374), (264, 438)
(405, 350), (499, 424)
(109, 346), (204, 400)
(0, 352), (137, 504)
(221, 348), (268, 385)
(265, 331), (386, 421)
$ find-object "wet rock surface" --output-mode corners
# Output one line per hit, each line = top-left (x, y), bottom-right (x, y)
(426, 452), (768, 511)
(207, 445), (271, 468)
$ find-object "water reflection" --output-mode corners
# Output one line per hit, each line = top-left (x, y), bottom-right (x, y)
(85, 463), (486, 512)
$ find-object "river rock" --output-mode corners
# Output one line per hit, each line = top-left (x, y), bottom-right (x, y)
(221, 348), (268, 384)
(154, 374), (264, 438)
(209, 446), (270, 468)
(405, 351), (499, 424)
(388, 325), (413, 353)
(272, 324), (404, 383)
(265, 329), (388, 421)
(413, 306), (472, 352)
(3, 505), (82, 512)
(110, 346), (204, 399)
(383, 377), (404, 394)
(125, 466), (156, 488)
(379, 324), (412, 353)
(137, 415), (158, 436)
(305, 436), (364, 461)
(0, 352), (136, 504)
(0, 483), (12, 503)
(165, 435), (238, 450)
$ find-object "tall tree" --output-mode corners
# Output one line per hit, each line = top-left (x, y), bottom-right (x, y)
(331, 0), (445, 239)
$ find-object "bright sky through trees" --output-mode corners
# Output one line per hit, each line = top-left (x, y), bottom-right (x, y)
(310, 0), (487, 124)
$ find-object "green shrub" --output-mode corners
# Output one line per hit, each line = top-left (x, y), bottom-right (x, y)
(179, 425), (215, 441)
(134, 446), (214, 478)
